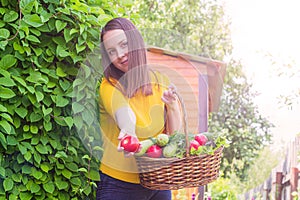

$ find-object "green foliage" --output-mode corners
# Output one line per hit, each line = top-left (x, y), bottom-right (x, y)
(237, 146), (283, 193)
(208, 177), (239, 199)
(209, 59), (273, 181)
(0, 0), (132, 199)
(133, 0), (232, 60)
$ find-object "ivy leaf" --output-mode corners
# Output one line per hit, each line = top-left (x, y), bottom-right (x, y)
(0, 166), (5, 177)
(0, 132), (7, 150)
(0, 120), (12, 134)
(0, 86), (15, 99)
(56, 95), (69, 107)
(72, 102), (85, 114)
(64, 117), (73, 129)
(0, 104), (7, 112)
(0, 54), (17, 70)
(23, 14), (44, 27)
(56, 66), (67, 77)
(43, 182), (55, 193)
(62, 168), (72, 179)
(26, 35), (41, 43)
(55, 180), (68, 190)
(55, 20), (67, 33)
(15, 107), (28, 119)
(0, 77), (16, 86)
(3, 10), (18, 22)
(30, 182), (41, 193)
(19, 192), (33, 200)
(3, 178), (14, 191)
(0, 28), (10, 39)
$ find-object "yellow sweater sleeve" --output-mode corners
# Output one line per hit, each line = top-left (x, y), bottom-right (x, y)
(99, 79), (128, 119)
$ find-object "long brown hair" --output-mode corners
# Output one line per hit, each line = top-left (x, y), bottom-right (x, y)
(100, 17), (152, 98)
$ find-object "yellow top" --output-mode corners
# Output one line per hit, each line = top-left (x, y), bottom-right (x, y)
(98, 71), (170, 183)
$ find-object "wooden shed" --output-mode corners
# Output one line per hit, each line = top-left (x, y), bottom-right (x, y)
(146, 46), (226, 134)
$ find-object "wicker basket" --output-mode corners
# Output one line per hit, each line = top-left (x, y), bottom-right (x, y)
(135, 92), (223, 190)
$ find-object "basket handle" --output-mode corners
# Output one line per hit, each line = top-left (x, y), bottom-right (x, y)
(174, 91), (190, 157)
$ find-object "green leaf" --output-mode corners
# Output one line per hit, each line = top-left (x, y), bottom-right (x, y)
(0, 28), (10, 39)
(0, 166), (5, 177)
(55, 20), (67, 33)
(40, 163), (50, 173)
(26, 35), (40, 43)
(24, 151), (32, 161)
(7, 135), (17, 145)
(0, 54), (17, 70)
(55, 151), (67, 158)
(88, 169), (100, 181)
(32, 170), (43, 179)
(62, 169), (72, 179)
(15, 107), (28, 118)
(30, 182), (40, 193)
(29, 112), (42, 122)
(76, 43), (86, 53)
(0, 86), (15, 99)
(72, 102), (85, 114)
(0, 77), (16, 87)
(35, 144), (48, 154)
(0, 104), (7, 112)
(0, 132), (7, 150)
(3, 178), (14, 191)
(43, 121), (52, 131)
(56, 46), (69, 57)
(35, 91), (44, 102)
(0, 120), (12, 134)
(56, 96), (69, 107)
(65, 162), (78, 172)
(13, 42), (25, 53)
(20, 0), (35, 14)
(43, 182), (55, 193)
(30, 125), (38, 134)
(56, 67), (67, 77)
(70, 177), (81, 186)
(42, 106), (52, 116)
(22, 165), (32, 174)
(23, 14), (43, 27)
(55, 180), (68, 190)
(3, 10), (18, 22)
(64, 117), (73, 129)
(19, 192), (33, 200)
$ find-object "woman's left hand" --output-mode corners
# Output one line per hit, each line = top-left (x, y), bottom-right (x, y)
(161, 84), (177, 108)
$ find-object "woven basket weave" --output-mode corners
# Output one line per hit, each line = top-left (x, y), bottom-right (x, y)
(135, 92), (223, 190)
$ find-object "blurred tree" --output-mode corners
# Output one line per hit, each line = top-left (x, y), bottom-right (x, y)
(133, 0), (273, 181)
(265, 53), (300, 110)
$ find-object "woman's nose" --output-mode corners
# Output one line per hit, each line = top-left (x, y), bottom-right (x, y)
(116, 47), (126, 58)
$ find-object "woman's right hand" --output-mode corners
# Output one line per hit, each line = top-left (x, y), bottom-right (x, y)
(117, 130), (141, 157)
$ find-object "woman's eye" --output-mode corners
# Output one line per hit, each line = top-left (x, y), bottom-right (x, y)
(108, 50), (116, 56)
(121, 41), (128, 48)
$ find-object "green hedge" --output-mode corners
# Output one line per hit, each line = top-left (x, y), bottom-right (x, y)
(0, 0), (134, 199)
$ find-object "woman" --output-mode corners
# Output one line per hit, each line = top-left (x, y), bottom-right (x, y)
(97, 17), (182, 200)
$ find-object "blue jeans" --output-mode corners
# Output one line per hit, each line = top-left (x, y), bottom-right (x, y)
(96, 171), (172, 200)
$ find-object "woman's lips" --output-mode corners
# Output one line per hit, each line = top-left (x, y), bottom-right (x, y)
(121, 59), (128, 65)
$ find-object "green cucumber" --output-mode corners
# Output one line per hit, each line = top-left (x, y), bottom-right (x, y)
(163, 143), (177, 158)
(135, 139), (154, 156)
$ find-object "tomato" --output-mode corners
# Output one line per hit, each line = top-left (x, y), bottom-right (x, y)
(189, 140), (200, 151)
(146, 145), (162, 158)
(194, 133), (208, 146)
(120, 135), (140, 153)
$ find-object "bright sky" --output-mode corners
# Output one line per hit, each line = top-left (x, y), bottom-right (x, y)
(224, 0), (300, 144)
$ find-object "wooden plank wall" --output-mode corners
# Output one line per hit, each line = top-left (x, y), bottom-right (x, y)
(241, 135), (300, 200)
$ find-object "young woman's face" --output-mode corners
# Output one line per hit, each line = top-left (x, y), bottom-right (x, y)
(103, 29), (129, 72)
